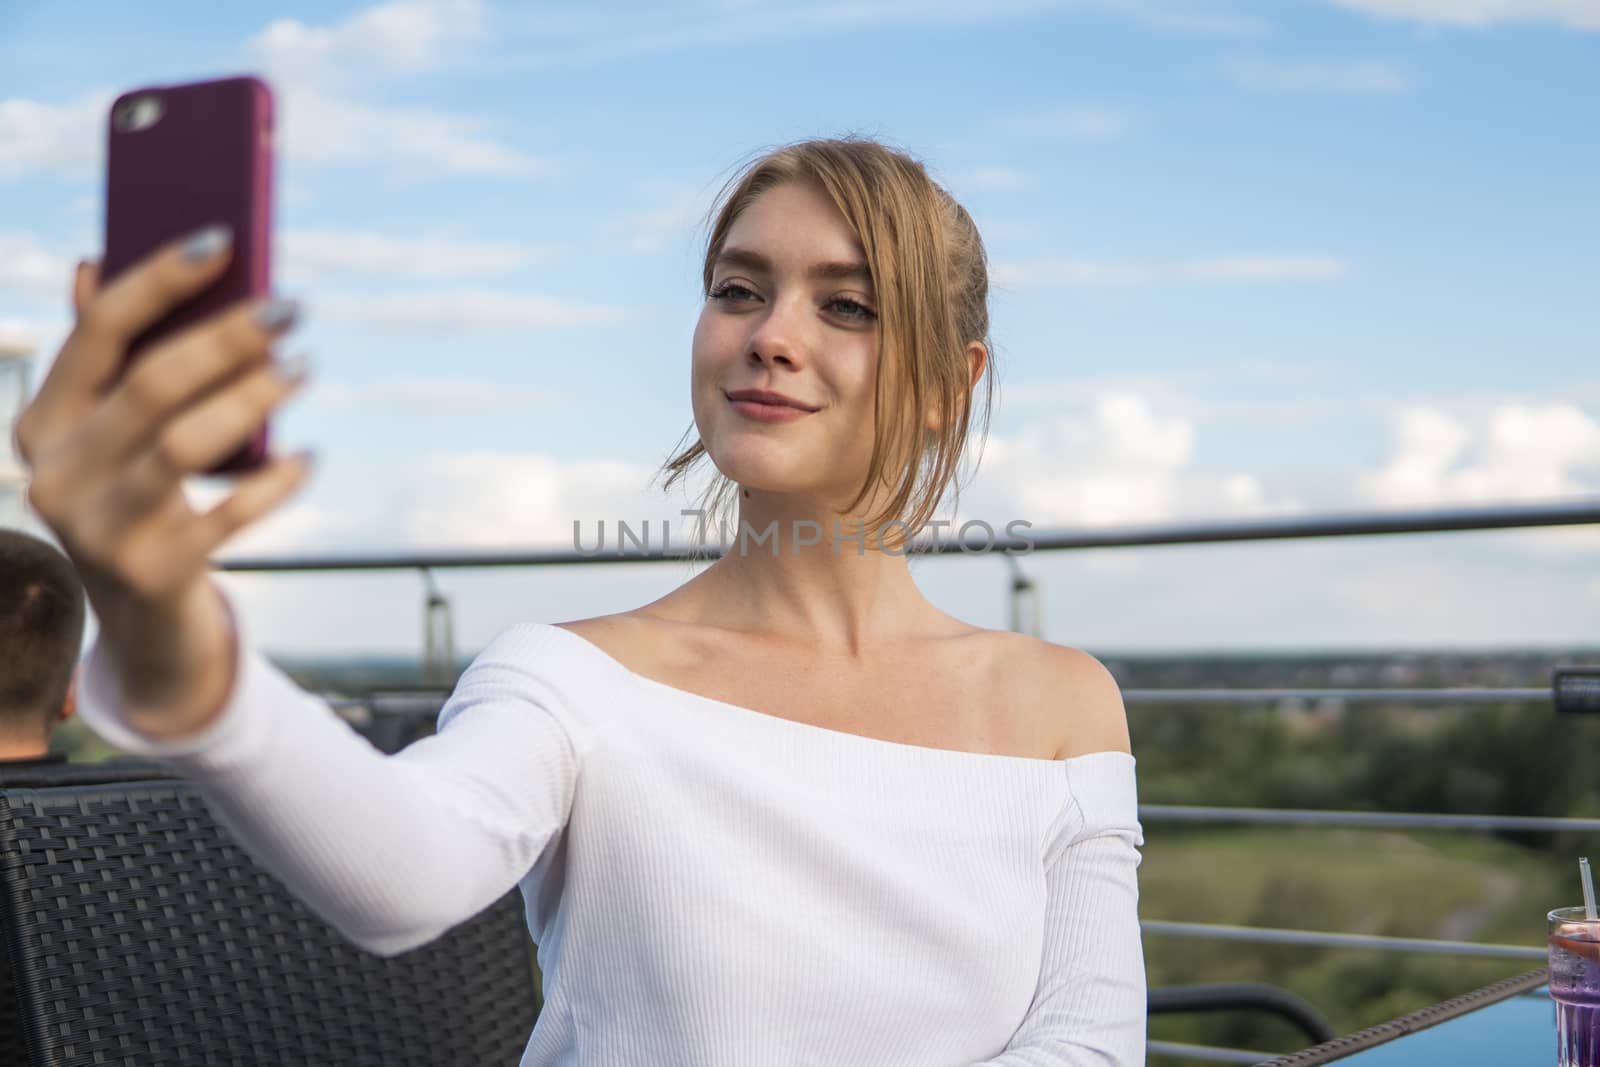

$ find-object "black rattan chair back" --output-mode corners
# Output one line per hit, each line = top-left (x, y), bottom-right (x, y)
(0, 759), (178, 1066)
(0, 779), (537, 1066)
(0, 758), (176, 789)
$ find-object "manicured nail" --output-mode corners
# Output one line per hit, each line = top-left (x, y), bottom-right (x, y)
(182, 225), (232, 262)
(254, 297), (301, 333)
(274, 352), (310, 384)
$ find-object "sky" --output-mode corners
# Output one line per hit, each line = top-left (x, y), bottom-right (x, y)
(2, 0), (1598, 658)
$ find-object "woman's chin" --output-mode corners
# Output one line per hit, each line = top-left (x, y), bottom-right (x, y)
(706, 438), (867, 497)
(708, 444), (798, 482)
(718, 469), (806, 494)
(714, 464), (829, 499)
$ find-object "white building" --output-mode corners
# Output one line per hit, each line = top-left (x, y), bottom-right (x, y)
(1, 337), (33, 529)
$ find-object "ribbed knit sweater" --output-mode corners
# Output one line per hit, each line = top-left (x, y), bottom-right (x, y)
(76, 618), (1147, 1066)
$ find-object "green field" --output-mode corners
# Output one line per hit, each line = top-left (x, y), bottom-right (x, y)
(1142, 826), (1564, 1062)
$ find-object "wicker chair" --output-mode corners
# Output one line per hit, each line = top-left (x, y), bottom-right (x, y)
(0, 759), (180, 1065)
(0, 778), (537, 1066)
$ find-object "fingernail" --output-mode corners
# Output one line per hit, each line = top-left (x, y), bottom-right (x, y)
(254, 297), (301, 333)
(182, 225), (232, 262)
(274, 352), (310, 384)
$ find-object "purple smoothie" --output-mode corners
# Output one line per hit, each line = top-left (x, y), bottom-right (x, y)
(1550, 913), (1600, 1067)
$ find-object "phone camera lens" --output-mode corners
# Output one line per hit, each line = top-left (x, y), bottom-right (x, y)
(115, 95), (165, 133)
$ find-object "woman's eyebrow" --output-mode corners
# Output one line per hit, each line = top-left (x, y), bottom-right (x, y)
(716, 246), (874, 287)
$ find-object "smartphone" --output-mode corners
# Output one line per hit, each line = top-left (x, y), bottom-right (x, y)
(102, 75), (275, 475)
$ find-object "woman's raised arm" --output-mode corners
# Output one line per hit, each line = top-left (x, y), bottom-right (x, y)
(19, 236), (583, 955)
(75, 614), (586, 957)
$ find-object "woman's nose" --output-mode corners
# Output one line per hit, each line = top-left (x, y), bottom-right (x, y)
(747, 297), (806, 367)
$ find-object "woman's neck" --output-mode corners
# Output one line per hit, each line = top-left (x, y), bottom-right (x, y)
(680, 509), (942, 657)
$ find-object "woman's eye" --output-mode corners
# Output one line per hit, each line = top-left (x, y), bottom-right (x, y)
(828, 297), (877, 321)
(709, 282), (757, 302)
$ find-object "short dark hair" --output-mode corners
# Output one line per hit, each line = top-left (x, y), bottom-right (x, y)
(0, 528), (87, 730)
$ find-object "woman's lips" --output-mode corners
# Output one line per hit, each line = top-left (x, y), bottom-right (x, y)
(729, 398), (815, 422)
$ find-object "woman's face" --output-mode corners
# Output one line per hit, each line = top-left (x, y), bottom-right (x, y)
(690, 179), (881, 504)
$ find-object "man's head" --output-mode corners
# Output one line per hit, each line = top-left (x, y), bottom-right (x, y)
(0, 529), (86, 751)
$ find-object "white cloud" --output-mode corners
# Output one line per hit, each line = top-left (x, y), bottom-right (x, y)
(0, 321), (37, 352)
(0, 92), (109, 178)
(1222, 57), (1414, 93)
(201, 495), (358, 558)
(1357, 402), (1600, 507)
(312, 376), (570, 416)
(0, 79), (536, 183)
(1356, 402), (1600, 554)
(0, 320), (71, 405)
(992, 255), (1347, 287)
(498, 1), (1264, 74)
(974, 389), (1305, 529)
(318, 290), (631, 333)
(1002, 364), (1349, 432)
(1001, 106), (1128, 139)
(0, 234), (71, 295)
(402, 451), (675, 549)
(248, 0), (488, 82)
(1318, 0), (1600, 30)
(281, 230), (551, 283)
(0, 318), (67, 357)
(242, 3), (540, 178)
(274, 87), (544, 176)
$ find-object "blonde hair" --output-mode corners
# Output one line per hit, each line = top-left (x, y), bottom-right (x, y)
(654, 136), (996, 553)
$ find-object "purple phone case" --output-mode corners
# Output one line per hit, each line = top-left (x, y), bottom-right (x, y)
(103, 75), (274, 475)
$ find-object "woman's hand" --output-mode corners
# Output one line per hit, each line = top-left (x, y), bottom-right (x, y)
(13, 225), (312, 739)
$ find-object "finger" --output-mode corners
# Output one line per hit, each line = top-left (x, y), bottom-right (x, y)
(67, 225), (234, 391)
(95, 298), (301, 461)
(90, 451), (312, 603)
(12, 258), (111, 463)
(22, 300), (299, 514)
(185, 451), (316, 564)
(72, 259), (100, 317)
(112, 355), (309, 510)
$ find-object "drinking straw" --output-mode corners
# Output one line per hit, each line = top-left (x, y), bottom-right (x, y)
(1582, 857), (1597, 922)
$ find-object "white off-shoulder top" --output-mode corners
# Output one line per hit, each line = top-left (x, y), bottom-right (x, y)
(76, 616), (1146, 1066)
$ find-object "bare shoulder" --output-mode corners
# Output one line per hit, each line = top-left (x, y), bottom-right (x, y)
(547, 611), (648, 654)
(549, 612), (629, 640)
(991, 631), (1132, 761)
(547, 610), (693, 673)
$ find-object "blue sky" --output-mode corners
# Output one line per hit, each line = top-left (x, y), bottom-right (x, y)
(2, 0), (1598, 656)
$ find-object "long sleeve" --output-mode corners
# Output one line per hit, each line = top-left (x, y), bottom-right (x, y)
(72, 610), (587, 958)
(968, 753), (1146, 1066)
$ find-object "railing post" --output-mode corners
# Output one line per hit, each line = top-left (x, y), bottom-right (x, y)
(1006, 555), (1041, 637)
(420, 566), (456, 687)
(1555, 668), (1600, 715)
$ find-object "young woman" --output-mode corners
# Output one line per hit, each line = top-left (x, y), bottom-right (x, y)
(15, 138), (1145, 1065)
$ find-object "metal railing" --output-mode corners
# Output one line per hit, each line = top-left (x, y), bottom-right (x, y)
(228, 498), (1600, 1063)
(216, 498), (1600, 571)
(1141, 921), (1544, 961)
(1140, 805), (1600, 834)
(1123, 686), (1550, 705)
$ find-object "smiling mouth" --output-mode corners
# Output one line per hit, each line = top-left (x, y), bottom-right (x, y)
(726, 394), (817, 421)
(724, 389), (819, 412)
